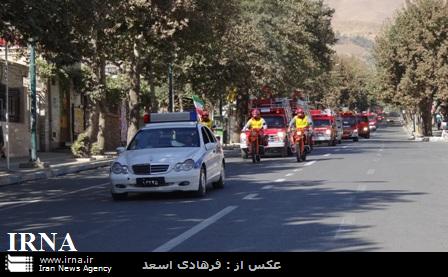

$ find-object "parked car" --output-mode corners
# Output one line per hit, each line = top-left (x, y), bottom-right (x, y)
(110, 112), (225, 200)
(386, 112), (403, 126)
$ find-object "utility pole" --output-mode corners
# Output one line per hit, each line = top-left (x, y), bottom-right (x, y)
(29, 43), (37, 162)
(4, 40), (10, 170)
(20, 41), (46, 168)
(168, 64), (174, 112)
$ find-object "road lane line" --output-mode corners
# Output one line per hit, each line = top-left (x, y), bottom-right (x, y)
(293, 169), (303, 173)
(323, 154), (331, 157)
(304, 161), (316, 166)
(357, 184), (367, 192)
(275, 179), (286, 183)
(243, 193), (259, 200)
(0, 182), (109, 211)
(367, 169), (376, 175)
(285, 173), (293, 177)
(334, 216), (356, 239)
(153, 205), (238, 252)
(343, 146), (348, 149)
(261, 185), (273, 190)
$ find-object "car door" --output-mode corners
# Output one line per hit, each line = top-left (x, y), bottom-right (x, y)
(204, 127), (220, 180)
(201, 127), (217, 181)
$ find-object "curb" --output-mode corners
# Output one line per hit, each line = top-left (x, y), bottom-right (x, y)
(0, 159), (112, 187)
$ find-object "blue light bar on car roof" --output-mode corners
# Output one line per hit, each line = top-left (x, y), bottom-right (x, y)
(149, 112), (197, 123)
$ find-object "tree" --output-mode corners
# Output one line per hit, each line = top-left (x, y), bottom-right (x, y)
(374, 0), (448, 136)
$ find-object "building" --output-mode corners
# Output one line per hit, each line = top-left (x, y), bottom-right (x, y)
(0, 46), (31, 158)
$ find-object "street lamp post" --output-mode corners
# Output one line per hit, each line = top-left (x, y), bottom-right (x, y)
(29, 42), (37, 162)
(4, 40), (10, 170)
(168, 64), (174, 112)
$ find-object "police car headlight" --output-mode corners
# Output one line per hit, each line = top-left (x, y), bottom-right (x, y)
(111, 162), (128, 175)
(175, 159), (195, 172)
(182, 159), (195, 171)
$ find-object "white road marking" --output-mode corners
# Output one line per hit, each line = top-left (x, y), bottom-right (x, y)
(243, 193), (260, 200)
(261, 185), (274, 190)
(367, 169), (376, 175)
(379, 149), (384, 152)
(357, 184), (367, 192)
(343, 146), (348, 149)
(293, 169), (303, 173)
(285, 173), (294, 177)
(324, 154), (331, 157)
(304, 161), (317, 166)
(275, 179), (286, 183)
(153, 206), (238, 252)
(0, 182), (109, 211)
(334, 216), (356, 239)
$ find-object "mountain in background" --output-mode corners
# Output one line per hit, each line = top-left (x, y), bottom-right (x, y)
(324, 0), (406, 62)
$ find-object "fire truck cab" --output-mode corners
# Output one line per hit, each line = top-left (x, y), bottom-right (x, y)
(340, 111), (360, 142)
(310, 110), (341, 146)
(240, 98), (293, 158)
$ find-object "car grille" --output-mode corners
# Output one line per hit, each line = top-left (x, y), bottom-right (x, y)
(132, 164), (169, 175)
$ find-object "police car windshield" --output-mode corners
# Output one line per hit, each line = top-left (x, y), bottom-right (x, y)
(313, 119), (331, 127)
(263, 116), (286, 128)
(128, 128), (200, 150)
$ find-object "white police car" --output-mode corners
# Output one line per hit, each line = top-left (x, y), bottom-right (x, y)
(110, 112), (225, 200)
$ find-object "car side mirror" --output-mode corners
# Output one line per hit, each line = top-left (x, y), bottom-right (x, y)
(116, 147), (126, 154)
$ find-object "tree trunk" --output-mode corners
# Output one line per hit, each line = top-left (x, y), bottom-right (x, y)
(96, 102), (106, 154)
(84, 98), (99, 148)
(148, 60), (158, 113)
(95, 58), (107, 154)
(231, 92), (249, 143)
(419, 97), (433, 136)
(127, 43), (141, 143)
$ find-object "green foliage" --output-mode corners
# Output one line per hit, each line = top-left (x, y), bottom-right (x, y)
(71, 133), (90, 158)
(373, 0), (448, 135)
(90, 142), (102, 156)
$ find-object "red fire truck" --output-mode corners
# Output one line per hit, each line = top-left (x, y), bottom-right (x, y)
(340, 111), (360, 142)
(310, 110), (339, 146)
(240, 98), (293, 158)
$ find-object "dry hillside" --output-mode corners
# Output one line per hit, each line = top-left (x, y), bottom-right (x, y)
(324, 0), (406, 61)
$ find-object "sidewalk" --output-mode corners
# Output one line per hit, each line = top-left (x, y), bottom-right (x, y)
(403, 123), (448, 142)
(0, 151), (115, 187)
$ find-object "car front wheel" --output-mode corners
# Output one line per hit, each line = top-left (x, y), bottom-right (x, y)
(195, 168), (207, 197)
(213, 164), (225, 189)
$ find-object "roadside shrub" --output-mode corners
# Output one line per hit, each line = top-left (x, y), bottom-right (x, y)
(71, 133), (90, 158)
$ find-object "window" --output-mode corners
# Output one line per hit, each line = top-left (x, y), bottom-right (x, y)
(127, 128), (200, 150)
(201, 127), (211, 144)
(0, 86), (21, 123)
(204, 127), (216, 143)
(263, 116), (286, 128)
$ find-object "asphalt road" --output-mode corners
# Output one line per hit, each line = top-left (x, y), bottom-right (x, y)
(1, 125), (448, 252)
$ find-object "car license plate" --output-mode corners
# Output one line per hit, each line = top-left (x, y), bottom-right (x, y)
(136, 177), (166, 187)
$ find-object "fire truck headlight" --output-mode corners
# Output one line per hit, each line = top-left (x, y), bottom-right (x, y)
(325, 129), (332, 135)
(277, 131), (285, 140)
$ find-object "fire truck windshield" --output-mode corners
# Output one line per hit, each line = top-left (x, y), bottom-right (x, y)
(342, 117), (357, 127)
(263, 115), (286, 128)
(313, 119), (331, 127)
